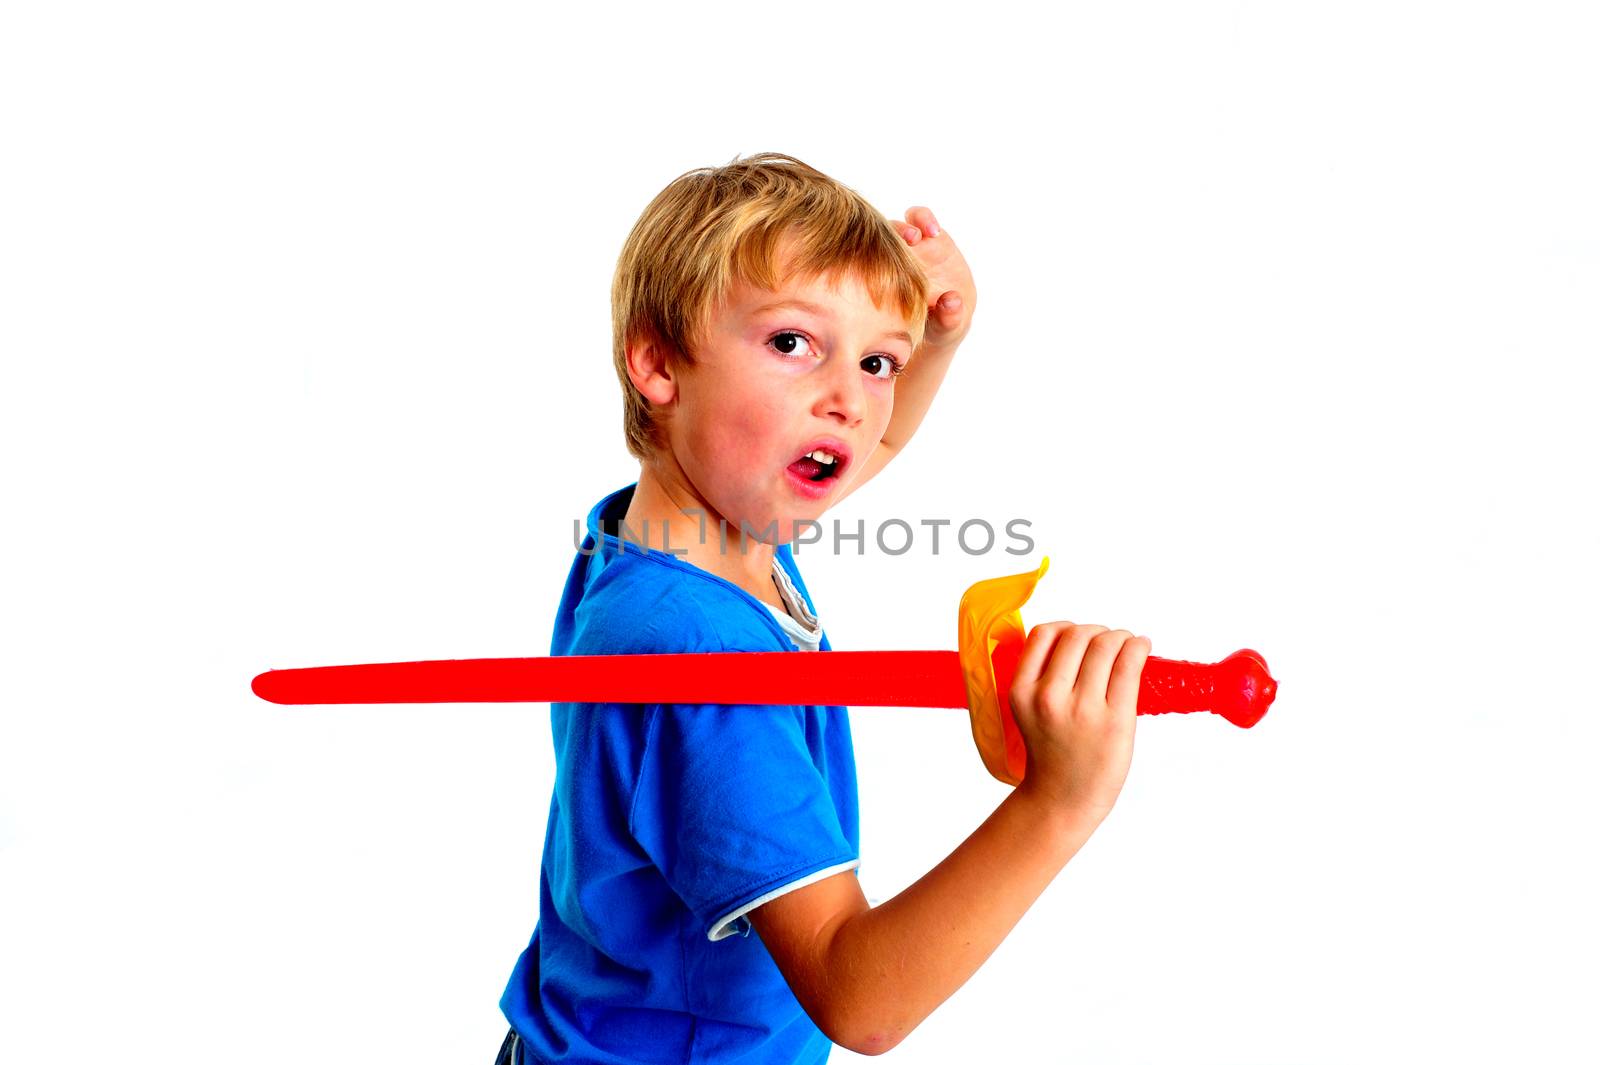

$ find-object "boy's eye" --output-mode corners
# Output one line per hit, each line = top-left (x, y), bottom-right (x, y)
(862, 353), (906, 380)
(769, 331), (813, 359)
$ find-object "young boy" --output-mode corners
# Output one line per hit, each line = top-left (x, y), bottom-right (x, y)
(497, 153), (1150, 1062)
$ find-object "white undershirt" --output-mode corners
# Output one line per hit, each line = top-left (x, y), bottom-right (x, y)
(763, 557), (823, 651)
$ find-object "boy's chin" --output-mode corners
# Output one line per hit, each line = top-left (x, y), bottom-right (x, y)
(775, 513), (833, 550)
(730, 512), (827, 551)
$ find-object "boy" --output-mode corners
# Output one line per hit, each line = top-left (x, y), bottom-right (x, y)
(497, 153), (1150, 1062)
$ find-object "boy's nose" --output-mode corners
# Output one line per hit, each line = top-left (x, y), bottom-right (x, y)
(814, 355), (867, 426)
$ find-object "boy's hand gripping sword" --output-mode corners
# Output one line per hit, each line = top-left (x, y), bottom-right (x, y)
(252, 558), (1278, 785)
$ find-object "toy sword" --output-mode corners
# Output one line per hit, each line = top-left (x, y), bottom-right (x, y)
(252, 558), (1278, 785)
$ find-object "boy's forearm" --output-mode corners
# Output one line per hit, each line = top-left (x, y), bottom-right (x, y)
(823, 789), (1101, 1054)
(880, 342), (958, 453)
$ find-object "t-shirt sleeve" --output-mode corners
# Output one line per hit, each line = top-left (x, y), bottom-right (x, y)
(629, 697), (859, 942)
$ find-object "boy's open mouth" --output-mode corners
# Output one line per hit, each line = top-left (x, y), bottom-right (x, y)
(787, 444), (849, 483)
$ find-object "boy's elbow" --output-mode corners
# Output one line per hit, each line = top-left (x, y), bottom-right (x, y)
(781, 957), (902, 1053)
(837, 1026), (903, 1057)
(754, 879), (909, 1054)
(822, 998), (909, 1056)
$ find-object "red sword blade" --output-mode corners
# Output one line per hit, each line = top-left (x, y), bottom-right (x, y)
(252, 650), (969, 709)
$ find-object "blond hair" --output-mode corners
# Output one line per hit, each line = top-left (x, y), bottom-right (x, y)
(611, 152), (929, 462)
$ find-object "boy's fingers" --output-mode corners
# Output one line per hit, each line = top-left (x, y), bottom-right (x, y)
(1107, 636), (1152, 711)
(922, 292), (966, 341)
(1076, 630), (1133, 701)
(1012, 622), (1074, 694)
(1039, 625), (1106, 704)
(899, 223), (923, 245)
(905, 205), (940, 238)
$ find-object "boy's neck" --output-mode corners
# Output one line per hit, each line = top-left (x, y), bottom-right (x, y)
(623, 460), (780, 595)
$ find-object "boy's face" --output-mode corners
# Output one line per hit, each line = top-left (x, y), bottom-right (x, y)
(654, 250), (915, 547)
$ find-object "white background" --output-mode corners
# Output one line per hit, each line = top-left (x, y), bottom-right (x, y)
(4, 2), (1597, 1062)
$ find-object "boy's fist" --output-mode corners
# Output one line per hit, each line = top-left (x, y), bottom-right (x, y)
(894, 205), (976, 351)
(1007, 623), (1151, 826)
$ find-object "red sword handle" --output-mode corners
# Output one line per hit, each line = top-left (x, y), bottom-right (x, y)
(989, 642), (1276, 728)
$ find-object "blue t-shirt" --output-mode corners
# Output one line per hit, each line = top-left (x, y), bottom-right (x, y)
(500, 483), (860, 1064)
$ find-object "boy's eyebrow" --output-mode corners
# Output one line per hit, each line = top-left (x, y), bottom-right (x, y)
(750, 299), (914, 345)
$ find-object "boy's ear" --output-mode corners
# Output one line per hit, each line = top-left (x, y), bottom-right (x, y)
(624, 333), (679, 406)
